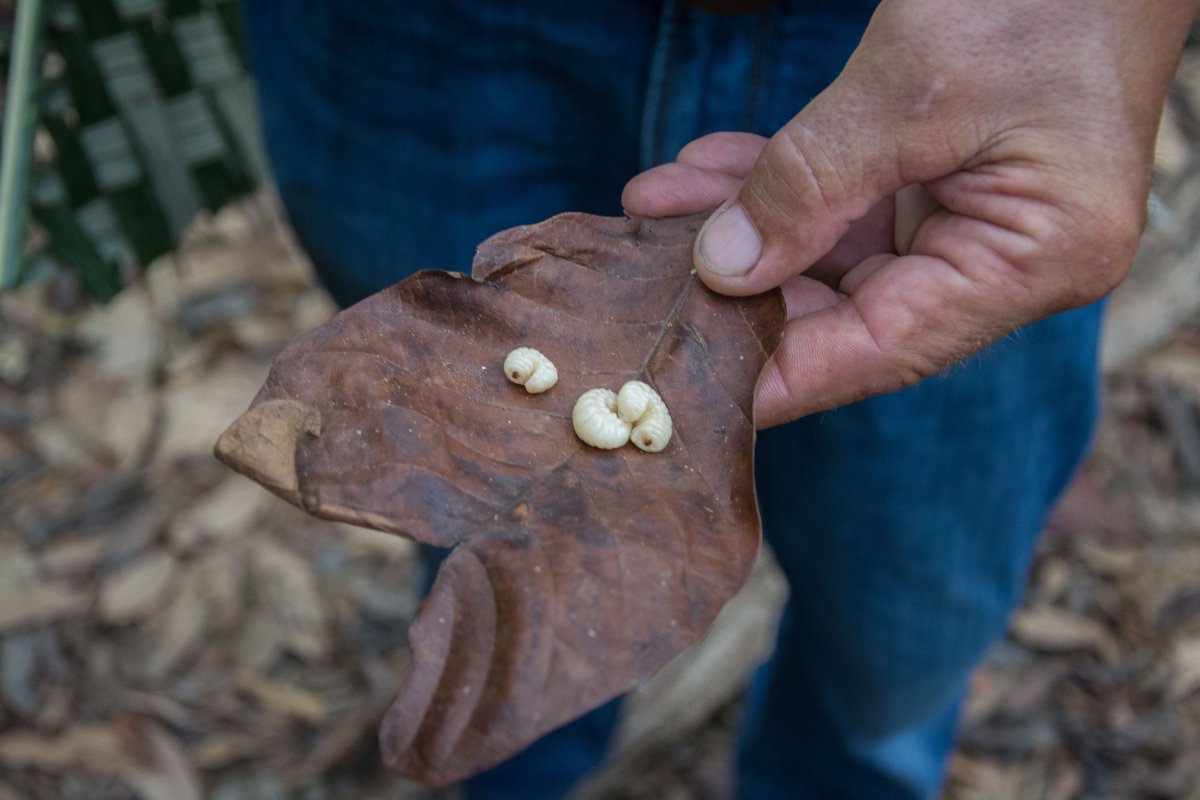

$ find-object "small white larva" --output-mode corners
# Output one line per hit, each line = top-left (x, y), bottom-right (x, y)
(503, 347), (558, 393)
(572, 388), (632, 449)
(617, 380), (673, 453)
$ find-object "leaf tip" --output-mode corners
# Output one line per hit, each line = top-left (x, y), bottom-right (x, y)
(213, 398), (322, 504)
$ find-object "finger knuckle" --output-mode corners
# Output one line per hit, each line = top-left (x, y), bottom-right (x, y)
(743, 133), (825, 229)
(1064, 196), (1145, 305)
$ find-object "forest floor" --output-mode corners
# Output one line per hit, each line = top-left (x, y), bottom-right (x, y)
(4, 51), (1200, 800)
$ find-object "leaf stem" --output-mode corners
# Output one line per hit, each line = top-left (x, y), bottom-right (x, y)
(0, 0), (45, 289)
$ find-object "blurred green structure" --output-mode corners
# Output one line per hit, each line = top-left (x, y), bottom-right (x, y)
(0, 0), (264, 300)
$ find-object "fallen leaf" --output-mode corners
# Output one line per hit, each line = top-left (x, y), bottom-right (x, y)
(290, 289), (338, 335)
(39, 536), (110, 577)
(1070, 539), (1141, 577)
(1010, 607), (1121, 664)
(1168, 637), (1200, 698)
(77, 285), (163, 383)
(140, 566), (211, 682)
(336, 521), (417, 562)
(235, 670), (327, 724)
(0, 581), (89, 632)
(28, 418), (101, 470)
(169, 476), (272, 552)
(0, 545), (37, 587)
(944, 753), (1025, 800)
(193, 545), (247, 630)
(155, 358), (270, 465)
(99, 550), (178, 626)
(232, 608), (286, 674)
(0, 724), (124, 772)
(119, 690), (196, 731)
(114, 719), (203, 800)
(1145, 348), (1200, 407)
(216, 212), (785, 784)
(0, 718), (199, 800)
(190, 732), (266, 770)
(283, 697), (394, 788)
(1, 631), (41, 715)
(251, 537), (331, 661)
(58, 371), (158, 469)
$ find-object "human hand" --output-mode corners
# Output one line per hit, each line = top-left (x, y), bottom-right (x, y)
(623, 0), (1196, 428)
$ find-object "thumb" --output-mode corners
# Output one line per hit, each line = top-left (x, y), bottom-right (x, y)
(693, 78), (948, 296)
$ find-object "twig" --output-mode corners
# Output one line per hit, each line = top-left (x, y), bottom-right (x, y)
(0, 0), (45, 288)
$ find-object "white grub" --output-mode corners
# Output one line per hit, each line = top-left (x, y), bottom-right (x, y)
(503, 347), (558, 393)
(572, 388), (632, 450)
(617, 380), (673, 453)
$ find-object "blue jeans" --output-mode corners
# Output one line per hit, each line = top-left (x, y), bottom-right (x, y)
(245, 2), (1103, 797)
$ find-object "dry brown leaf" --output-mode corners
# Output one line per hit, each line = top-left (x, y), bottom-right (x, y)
(230, 316), (297, 351)
(1010, 607), (1121, 664)
(189, 731), (266, 770)
(39, 536), (110, 577)
(119, 690), (196, 731)
(0, 545), (36, 586)
(1042, 754), (1085, 800)
(99, 550), (178, 626)
(1032, 556), (1072, 603)
(193, 546), (247, 630)
(1155, 102), (1192, 176)
(1070, 539), (1141, 577)
(216, 212), (785, 784)
(283, 698), (394, 788)
(235, 670), (327, 724)
(250, 537), (331, 661)
(0, 581), (89, 632)
(336, 521), (417, 561)
(961, 666), (1012, 728)
(141, 566), (211, 681)
(1144, 348), (1200, 407)
(0, 719), (200, 800)
(1168, 637), (1200, 698)
(58, 372), (157, 469)
(155, 359), (270, 465)
(232, 608), (286, 674)
(944, 753), (1025, 800)
(169, 475), (272, 552)
(290, 289), (338, 334)
(113, 719), (203, 800)
(28, 418), (101, 470)
(0, 724), (124, 772)
(77, 285), (163, 383)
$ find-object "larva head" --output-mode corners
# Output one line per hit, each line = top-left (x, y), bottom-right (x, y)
(504, 347), (540, 384)
(503, 347), (557, 393)
(617, 381), (672, 453)
(631, 417), (671, 453)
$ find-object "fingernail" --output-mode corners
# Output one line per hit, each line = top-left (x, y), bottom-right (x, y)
(697, 204), (761, 277)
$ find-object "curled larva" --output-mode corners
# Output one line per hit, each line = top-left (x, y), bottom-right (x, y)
(617, 380), (673, 453)
(572, 388), (632, 449)
(503, 347), (558, 393)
